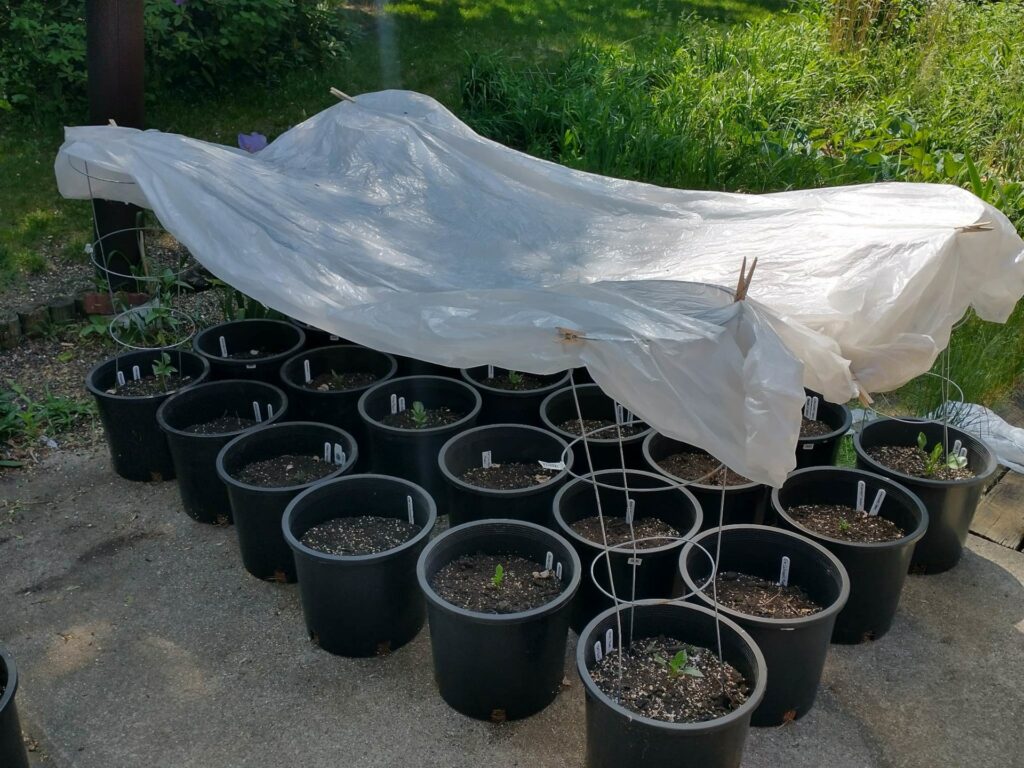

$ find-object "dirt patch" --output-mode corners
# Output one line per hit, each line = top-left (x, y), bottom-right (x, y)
(481, 372), (548, 391)
(182, 416), (256, 435)
(306, 371), (379, 391)
(570, 516), (681, 548)
(656, 452), (751, 486)
(709, 571), (822, 619)
(380, 406), (464, 429)
(431, 553), (563, 613)
(866, 444), (975, 481)
(107, 373), (193, 397)
(590, 635), (750, 723)
(787, 503), (905, 543)
(300, 516), (420, 556)
(234, 454), (338, 487)
(800, 417), (834, 438)
(557, 418), (646, 438)
(459, 463), (556, 489)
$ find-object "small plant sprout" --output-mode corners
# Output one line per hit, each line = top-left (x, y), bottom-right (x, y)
(506, 370), (523, 386)
(152, 352), (177, 384)
(491, 564), (505, 588)
(838, 518), (852, 533)
(917, 431), (967, 475)
(410, 400), (429, 428)
(656, 649), (703, 678)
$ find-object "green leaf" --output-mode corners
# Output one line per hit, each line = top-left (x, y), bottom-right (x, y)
(917, 432), (928, 452)
(683, 666), (705, 678)
(0, 460), (25, 468)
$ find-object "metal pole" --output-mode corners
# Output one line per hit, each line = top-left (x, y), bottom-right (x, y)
(86, 0), (145, 289)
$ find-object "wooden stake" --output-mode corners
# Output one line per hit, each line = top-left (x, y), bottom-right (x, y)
(329, 87), (356, 103)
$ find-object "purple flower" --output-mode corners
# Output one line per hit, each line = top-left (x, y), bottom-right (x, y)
(237, 132), (268, 153)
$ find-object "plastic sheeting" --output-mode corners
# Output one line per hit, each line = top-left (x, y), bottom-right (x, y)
(55, 90), (1024, 486)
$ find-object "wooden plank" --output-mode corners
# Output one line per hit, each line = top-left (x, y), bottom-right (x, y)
(971, 470), (1024, 549)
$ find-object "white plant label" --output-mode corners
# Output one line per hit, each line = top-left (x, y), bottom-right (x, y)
(802, 443), (814, 451)
(545, 551), (554, 570)
(539, 460), (565, 471)
(253, 401), (262, 423)
(333, 443), (345, 465)
(593, 641), (603, 663)
(323, 443), (331, 462)
(390, 394), (398, 414)
(219, 335), (228, 357)
(116, 370), (126, 386)
(267, 403), (274, 419)
(406, 495), (414, 524)
(625, 498), (636, 525)
(779, 555), (791, 587)
(398, 396), (406, 412)
(556, 562), (563, 580)
(953, 439), (962, 456)
(869, 489), (886, 516)
(803, 396), (819, 421)
(627, 556), (643, 566)
(614, 402), (624, 424)
(131, 365), (141, 381)
(329, 334), (339, 341)
(605, 629), (615, 654)
(959, 446), (968, 460)
(487, 365), (495, 379)
(856, 480), (866, 512)
(303, 359), (312, 384)
(482, 450), (492, 469)
(246, 363), (256, 370)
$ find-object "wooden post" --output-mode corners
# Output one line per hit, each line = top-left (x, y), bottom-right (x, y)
(86, 0), (145, 289)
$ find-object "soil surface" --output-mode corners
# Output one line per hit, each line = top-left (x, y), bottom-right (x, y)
(182, 415), (257, 435)
(657, 452), (752, 486)
(234, 454), (338, 487)
(481, 372), (548, 391)
(710, 571), (823, 619)
(787, 503), (906, 543)
(380, 406), (464, 429)
(306, 371), (379, 391)
(800, 417), (834, 438)
(224, 347), (272, 360)
(570, 515), (681, 549)
(459, 463), (557, 489)
(431, 553), (563, 613)
(300, 515), (420, 555)
(557, 418), (646, 438)
(590, 635), (750, 723)
(866, 445), (975, 481)
(108, 373), (191, 397)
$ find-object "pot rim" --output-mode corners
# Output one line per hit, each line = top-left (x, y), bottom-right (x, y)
(155, 379), (288, 439)
(437, 423), (573, 498)
(85, 348), (210, 402)
(357, 375), (482, 435)
(417, 518), (582, 625)
(459, 366), (571, 399)
(0, 645), (18, 713)
(799, 390), (853, 444)
(282, 474), (437, 563)
(576, 600), (767, 733)
(193, 318), (305, 364)
(215, 421), (358, 494)
(642, 432), (764, 492)
(553, 469), (703, 554)
(679, 524), (851, 629)
(540, 383), (653, 445)
(771, 466), (929, 550)
(853, 417), (998, 488)
(279, 344), (398, 395)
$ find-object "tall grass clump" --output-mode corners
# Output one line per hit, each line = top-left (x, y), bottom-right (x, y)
(461, 0), (1024, 408)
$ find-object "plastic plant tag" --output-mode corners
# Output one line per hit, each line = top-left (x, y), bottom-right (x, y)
(333, 443), (345, 465)
(131, 365), (141, 381)
(779, 555), (791, 587)
(802, 443), (814, 450)
(627, 556), (643, 566)
(856, 480), (866, 512)
(556, 562), (563, 580)
(594, 641), (603, 663)
(614, 402), (624, 425)
(116, 370), (126, 386)
(219, 336), (228, 357)
(953, 439), (962, 456)
(406, 495), (414, 524)
(329, 334), (339, 341)
(605, 628), (615, 654)
(398, 396), (406, 412)
(303, 359), (311, 384)
(803, 396), (820, 421)
(390, 394), (398, 414)
(545, 551), (554, 570)
(538, 460), (565, 471)
(959, 446), (968, 460)
(625, 498), (636, 525)
(482, 450), (492, 469)
(252, 401), (262, 423)
(487, 364), (494, 378)
(323, 442), (331, 462)
(267, 403), (274, 419)
(869, 489), (886, 516)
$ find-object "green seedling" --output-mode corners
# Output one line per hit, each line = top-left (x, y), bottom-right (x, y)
(838, 518), (851, 533)
(491, 564), (505, 588)
(410, 400), (429, 428)
(152, 352), (178, 385)
(655, 649), (703, 678)
(506, 370), (523, 386)
(917, 431), (967, 475)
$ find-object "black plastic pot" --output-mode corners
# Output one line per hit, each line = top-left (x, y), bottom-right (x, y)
(772, 467), (928, 643)
(358, 375), (481, 505)
(643, 433), (768, 529)
(284, 475), (436, 656)
(417, 519), (581, 721)
(193, 319), (305, 383)
(280, 345), (398, 468)
(795, 390), (852, 469)
(680, 525), (848, 726)
(0, 647), (30, 768)
(438, 424), (573, 528)
(540, 384), (652, 471)
(854, 418), (997, 573)
(553, 469), (703, 633)
(289, 317), (352, 348)
(577, 601), (766, 768)
(86, 348), (210, 482)
(157, 380), (288, 524)
(217, 422), (358, 582)
(460, 366), (571, 427)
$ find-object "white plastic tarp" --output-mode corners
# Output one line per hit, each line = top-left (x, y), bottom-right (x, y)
(54, 90), (1024, 486)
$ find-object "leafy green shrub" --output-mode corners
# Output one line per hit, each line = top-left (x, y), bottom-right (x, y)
(0, 0), (351, 114)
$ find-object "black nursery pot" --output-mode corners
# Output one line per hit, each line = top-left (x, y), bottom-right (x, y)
(795, 390), (852, 469)
(643, 433), (768, 529)
(417, 519), (581, 721)
(358, 375), (481, 504)
(217, 422), (358, 582)
(0, 647), (30, 768)
(283, 475), (436, 656)
(193, 319), (305, 382)
(540, 383), (652, 471)
(86, 348), (210, 482)
(438, 424), (573, 528)
(157, 380), (288, 524)
(680, 525), (848, 726)
(553, 469), (703, 633)
(288, 317), (352, 348)
(460, 366), (571, 427)
(772, 467), (928, 644)
(577, 601), (766, 768)
(280, 345), (398, 467)
(854, 418), (996, 573)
